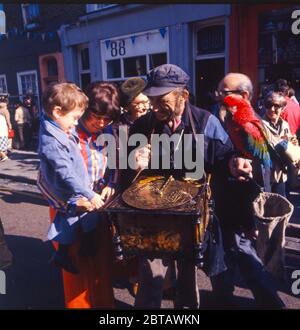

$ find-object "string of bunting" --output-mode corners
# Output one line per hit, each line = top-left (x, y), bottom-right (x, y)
(104, 27), (167, 48)
(0, 27), (59, 41)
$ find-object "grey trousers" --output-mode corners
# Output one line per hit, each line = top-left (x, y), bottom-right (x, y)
(134, 256), (199, 309)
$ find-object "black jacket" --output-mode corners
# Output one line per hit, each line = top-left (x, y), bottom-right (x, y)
(121, 102), (256, 231)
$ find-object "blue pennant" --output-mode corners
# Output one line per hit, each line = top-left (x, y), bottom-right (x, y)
(105, 40), (111, 49)
(159, 27), (166, 38)
(48, 32), (55, 40)
(130, 35), (136, 44)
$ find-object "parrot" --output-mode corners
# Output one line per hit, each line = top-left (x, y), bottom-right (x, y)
(223, 94), (272, 168)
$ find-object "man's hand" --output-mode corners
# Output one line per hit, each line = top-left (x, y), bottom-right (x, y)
(134, 144), (151, 171)
(229, 156), (253, 181)
(76, 197), (94, 212)
(90, 193), (105, 210)
(100, 186), (115, 204)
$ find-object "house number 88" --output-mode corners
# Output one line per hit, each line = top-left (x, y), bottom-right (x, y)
(111, 40), (126, 57)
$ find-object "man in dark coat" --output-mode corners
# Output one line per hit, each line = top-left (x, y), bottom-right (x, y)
(122, 64), (256, 309)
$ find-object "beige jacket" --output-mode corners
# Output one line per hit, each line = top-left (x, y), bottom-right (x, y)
(262, 117), (291, 183)
(14, 106), (31, 125)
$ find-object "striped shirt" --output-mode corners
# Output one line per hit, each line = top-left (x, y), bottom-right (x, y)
(76, 121), (119, 193)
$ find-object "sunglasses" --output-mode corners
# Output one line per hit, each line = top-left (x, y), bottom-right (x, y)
(264, 101), (284, 110)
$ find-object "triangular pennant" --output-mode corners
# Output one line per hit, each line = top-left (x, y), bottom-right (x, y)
(48, 32), (54, 40)
(130, 35), (136, 44)
(105, 40), (111, 49)
(159, 27), (166, 38)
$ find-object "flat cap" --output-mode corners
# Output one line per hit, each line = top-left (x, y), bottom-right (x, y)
(144, 64), (190, 96)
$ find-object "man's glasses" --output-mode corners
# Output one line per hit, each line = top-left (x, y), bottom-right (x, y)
(215, 89), (243, 98)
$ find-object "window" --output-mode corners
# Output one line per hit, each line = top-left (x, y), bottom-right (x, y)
(149, 53), (167, 70)
(86, 4), (117, 13)
(124, 56), (147, 77)
(0, 75), (8, 94)
(101, 29), (169, 81)
(258, 7), (300, 97)
(21, 4), (40, 30)
(196, 25), (225, 56)
(107, 59), (121, 79)
(77, 45), (91, 90)
(17, 70), (39, 106)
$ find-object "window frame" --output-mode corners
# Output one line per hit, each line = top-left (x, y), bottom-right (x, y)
(77, 44), (91, 89)
(0, 74), (8, 94)
(16, 70), (39, 107)
(21, 3), (40, 27)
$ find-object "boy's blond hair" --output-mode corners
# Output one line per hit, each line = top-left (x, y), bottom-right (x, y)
(42, 82), (88, 116)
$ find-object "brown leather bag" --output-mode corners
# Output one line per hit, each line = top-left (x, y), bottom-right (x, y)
(0, 218), (13, 270)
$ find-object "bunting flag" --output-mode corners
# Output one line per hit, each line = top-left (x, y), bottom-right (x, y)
(159, 27), (167, 38)
(105, 39), (111, 49)
(130, 35), (136, 44)
(48, 31), (55, 40)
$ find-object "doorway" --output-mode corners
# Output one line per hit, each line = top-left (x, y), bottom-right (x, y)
(195, 57), (224, 111)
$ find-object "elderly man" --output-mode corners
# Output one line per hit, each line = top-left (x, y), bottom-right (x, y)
(212, 72), (285, 309)
(123, 64), (253, 309)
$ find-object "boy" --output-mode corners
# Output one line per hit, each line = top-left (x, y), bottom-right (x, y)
(38, 82), (104, 274)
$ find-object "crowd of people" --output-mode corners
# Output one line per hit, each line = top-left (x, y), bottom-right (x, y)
(36, 65), (300, 310)
(0, 94), (39, 161)
(2, 62), (300, 309)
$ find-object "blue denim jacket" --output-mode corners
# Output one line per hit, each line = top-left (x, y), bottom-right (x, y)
(38, 115), (96, 202)
(38, 116), (97, 242)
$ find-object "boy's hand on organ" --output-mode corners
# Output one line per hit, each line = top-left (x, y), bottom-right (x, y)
(90, 193), (105, 210)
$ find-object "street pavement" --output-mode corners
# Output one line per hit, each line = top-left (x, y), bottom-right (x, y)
(0, 149), (300, 309)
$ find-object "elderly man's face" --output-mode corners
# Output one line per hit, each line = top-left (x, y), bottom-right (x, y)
(148, 89), (185, 122)
(216, 75), (250, 120)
